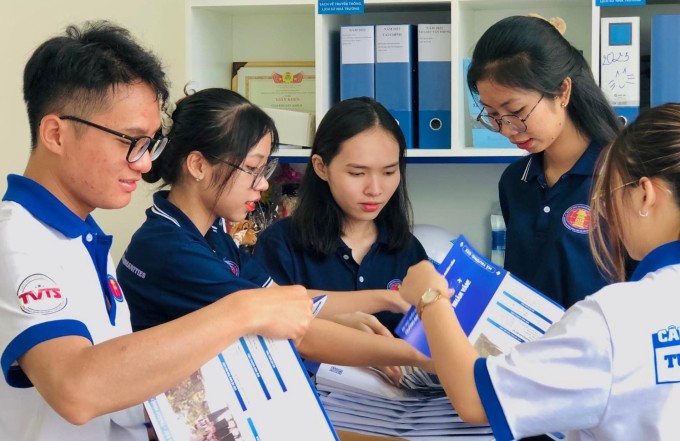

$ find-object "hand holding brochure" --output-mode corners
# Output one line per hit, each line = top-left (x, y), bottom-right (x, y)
(145, 296), (337, 441)
(396, 236), (565, 357)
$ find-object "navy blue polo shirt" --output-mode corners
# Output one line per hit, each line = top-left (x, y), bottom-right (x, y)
(116, 191), (271, 331)
(499, 142), (607, 308)
(253, 217), (428, 331)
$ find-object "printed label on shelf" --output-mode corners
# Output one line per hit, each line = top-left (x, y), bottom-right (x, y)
(596, 0), (645, 6)
(318, 0), (364, 15)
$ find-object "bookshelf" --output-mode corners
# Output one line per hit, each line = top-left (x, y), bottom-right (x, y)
(594, 1), (680, 112)
(185, 0), (677, 162)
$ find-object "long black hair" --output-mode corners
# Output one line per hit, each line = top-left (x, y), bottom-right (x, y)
(292, 97), (414, 257)
(467, 16), (621, 146)
(144, 87), (278, 199)
(590, 104), (680, 282)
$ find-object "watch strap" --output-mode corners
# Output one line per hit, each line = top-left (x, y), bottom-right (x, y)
(416, 289), (444, 319)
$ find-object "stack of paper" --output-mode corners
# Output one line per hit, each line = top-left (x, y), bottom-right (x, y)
(315, 364), (494, 440)
(314, 236), (567, 440)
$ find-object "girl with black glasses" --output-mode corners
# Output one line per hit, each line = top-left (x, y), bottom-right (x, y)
(117, 88), (433, 385)
(468, 15), (623, 309)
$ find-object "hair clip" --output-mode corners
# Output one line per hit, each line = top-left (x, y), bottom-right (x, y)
(528, 13), (567, 36)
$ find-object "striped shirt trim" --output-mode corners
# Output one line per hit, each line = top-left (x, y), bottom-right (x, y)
(151, 205), (181, 228)
(521, 157), (533, 182)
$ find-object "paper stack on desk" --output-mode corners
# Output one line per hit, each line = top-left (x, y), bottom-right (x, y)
(315, 363), (494, 440)
(316, 236), (567, 440)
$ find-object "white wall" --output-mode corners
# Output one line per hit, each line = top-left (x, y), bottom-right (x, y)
(407, 163), (505, 256)
(0, 1), (505, 261)
(0, 0), (187, 261)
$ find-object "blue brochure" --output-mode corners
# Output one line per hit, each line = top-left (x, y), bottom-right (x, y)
(396, 235), (564, 358)
(312, 295), (327, 317)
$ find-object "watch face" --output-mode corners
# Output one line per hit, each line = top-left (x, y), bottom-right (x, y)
(422, 288), (440, 303)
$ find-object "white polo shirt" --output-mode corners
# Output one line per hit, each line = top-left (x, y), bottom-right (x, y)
(475, 240), (680, 441)
(0, 175), (145, 441)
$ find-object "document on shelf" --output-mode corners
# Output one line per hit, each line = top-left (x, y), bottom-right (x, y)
(396, 235), (565, 358)
(145, 297), (337, 441)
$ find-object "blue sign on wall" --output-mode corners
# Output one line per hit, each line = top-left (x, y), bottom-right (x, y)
(596, 0), (645, 6)
(318, 0), (364, 15)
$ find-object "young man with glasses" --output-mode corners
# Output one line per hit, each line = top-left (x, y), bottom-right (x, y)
(0, 22), (313, 441)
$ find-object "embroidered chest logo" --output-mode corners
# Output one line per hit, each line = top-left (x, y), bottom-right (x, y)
(653, 325), (680, 384)
(108, 275), (125, 303)
(17, 274), (67, 314)
(387, 279), (402, 291)
(224, 260), (240, 277)
(562, 204), (591, 234)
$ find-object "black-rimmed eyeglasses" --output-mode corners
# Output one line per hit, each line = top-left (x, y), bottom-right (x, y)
(210, 157), (279, 189)
(59, 115), (168, 163)
(476, 95), (545, 134)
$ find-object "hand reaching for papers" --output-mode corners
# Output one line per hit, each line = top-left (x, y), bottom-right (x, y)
(328, 312), (406, 385)
(382, 289), (412, 313)
(399, 260), (451, 307)
(327, 311), (393, 337)
(373, 365), (404, 387)
(369, 363), (437, 389)
(323, 311), (435, 383)
(233, 285), (313, 344)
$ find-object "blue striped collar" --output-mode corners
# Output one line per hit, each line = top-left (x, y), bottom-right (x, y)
(630, 241), (680, 282)
(2, 174), (104, 238)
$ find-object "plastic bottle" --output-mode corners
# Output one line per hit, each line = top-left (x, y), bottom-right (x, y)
(490, 203), (506, 267)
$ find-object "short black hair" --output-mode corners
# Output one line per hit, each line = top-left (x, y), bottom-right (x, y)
(23, 20), (169, 148)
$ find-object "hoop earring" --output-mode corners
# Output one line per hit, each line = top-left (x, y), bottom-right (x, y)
(639, 209), (649, 217)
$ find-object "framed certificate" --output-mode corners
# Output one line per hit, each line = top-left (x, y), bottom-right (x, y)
(234, 63), (315, 114)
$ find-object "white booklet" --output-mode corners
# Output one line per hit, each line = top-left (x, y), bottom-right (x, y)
(146, 296), (338, 441)
(396, 235), (565, 358)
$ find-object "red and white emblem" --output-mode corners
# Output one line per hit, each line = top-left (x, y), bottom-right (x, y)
(387, 279), (402, 291)
(17, 274), (67, 314)
(108, 275), (125, 303)
(562, 204), (591, 234)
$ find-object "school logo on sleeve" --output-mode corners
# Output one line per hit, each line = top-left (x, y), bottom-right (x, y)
(653, 324), (680, 384)
(16, 274), (67, 314)
(107, 275), (125, 303)
(562, 204), (591, 234)
(224, 260), (240, 277)
(387, 279), (402, 290)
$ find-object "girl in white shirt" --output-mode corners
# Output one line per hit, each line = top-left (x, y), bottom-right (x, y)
(400, 103), (680, 441)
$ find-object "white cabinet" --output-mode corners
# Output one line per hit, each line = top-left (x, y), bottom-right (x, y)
(187, 1), (316, 94)
(185, 0), (664, 162)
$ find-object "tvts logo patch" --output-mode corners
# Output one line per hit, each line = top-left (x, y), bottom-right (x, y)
(387, 279), (402, 291)
(17, 274), (67, 314)
(562, 204), (591, 234)
(654, 325), (680, 384)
